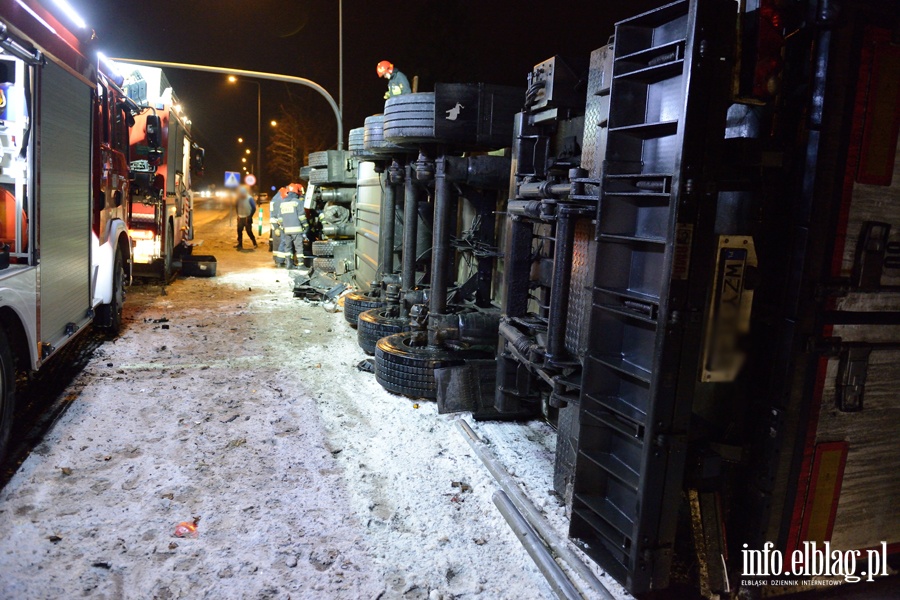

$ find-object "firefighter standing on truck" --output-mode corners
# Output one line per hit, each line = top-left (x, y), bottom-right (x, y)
(278, 183), (309, 268)
(270, 186), (287, 266)
(377, 60), (410, 99)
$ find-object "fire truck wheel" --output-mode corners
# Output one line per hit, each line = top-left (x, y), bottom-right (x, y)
(343, 291), (386, 327)
(98, 250), (126, 336)
(357, 308), (407, 355)
(374, 332), (490, 399)
(0, 327), (16, 464)
(312, 240), (353, 257)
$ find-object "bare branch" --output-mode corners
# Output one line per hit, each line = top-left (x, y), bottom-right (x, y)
(266, 90), (333, 183)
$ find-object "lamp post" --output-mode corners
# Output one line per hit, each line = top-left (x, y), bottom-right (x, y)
(228, 75), (261, 186)
(339, 0), (343, 132)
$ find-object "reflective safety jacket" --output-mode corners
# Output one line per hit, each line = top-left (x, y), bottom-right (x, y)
(270, 190), (284, 226)
(386, 70), (411, 98)
(278, 192), (309, 235)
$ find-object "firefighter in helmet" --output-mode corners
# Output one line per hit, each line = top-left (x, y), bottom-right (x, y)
(270, 187), (287, 266)
(277, 183), (310, 268)
(377, 60), (410, 100)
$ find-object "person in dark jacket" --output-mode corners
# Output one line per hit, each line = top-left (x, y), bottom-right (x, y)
(234, 185), (257, 249)
(377, 60), (411, 99)
(277, 183), (310, 268)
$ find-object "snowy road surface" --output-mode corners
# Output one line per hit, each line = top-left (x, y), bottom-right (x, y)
(0, 201), (630, 599)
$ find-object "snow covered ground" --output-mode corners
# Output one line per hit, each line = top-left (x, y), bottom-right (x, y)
(0, 203), (631, 600)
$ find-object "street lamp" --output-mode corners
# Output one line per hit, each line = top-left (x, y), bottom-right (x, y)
(228, 76), (261, 182)
(245, 148), (251, 155)
(238, 136), (244, 143)
(270, 120), (277, 127)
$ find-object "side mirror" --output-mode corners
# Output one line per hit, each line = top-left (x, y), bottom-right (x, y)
(116, 101), (136, 128)
(191, 145), (205, 177)
(146, 114), (162, 148)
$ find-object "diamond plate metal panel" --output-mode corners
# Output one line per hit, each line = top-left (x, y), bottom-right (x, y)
(564, 218), (596, 356)
(581, 43), (615, 179)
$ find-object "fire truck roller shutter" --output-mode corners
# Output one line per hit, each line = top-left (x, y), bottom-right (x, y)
(38, 61), (92, 346)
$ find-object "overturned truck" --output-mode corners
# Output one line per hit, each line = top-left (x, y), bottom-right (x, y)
(342, 0), (900, 596)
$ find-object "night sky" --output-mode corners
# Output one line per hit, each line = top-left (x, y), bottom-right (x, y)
(79, 0), (661, 189)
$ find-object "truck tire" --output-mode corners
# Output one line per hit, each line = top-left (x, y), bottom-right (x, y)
(384, 117), (437, 127)
(97, 250), (126, 336)
(309, 168), (330, 185)
(348, 128), (366, 153)
(358, 308), (407, 355)
(312, 240), (354, 257)
(363, 114), (385, 144)
(308, 151), (329, 168)
(385, 93), (435, 110)
(349, 127), (365, 148)
(384, 93), (437, 145)
(350, 127), (379, 161)
(343, 291), (386, 327)
(374, 331), (490, 399)
(384, 127), (439, 143)
(313, 257), (336, 272)
(0, 327), (17, 464)
(363, 115), (403, 154)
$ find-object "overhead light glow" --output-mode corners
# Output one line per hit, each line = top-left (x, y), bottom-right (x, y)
(97, 52), (122, 78)
(237, 137), (243, 143)
(52, 0), (87, 29)
(228, 75), (237, 83)
(270, 120), (277, 127)
(245, 149), (251, 154)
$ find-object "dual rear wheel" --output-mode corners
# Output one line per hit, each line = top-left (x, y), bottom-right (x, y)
(374, 332), (492, 399)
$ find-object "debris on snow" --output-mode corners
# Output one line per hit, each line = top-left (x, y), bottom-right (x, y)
(173, 516), (201, 538)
